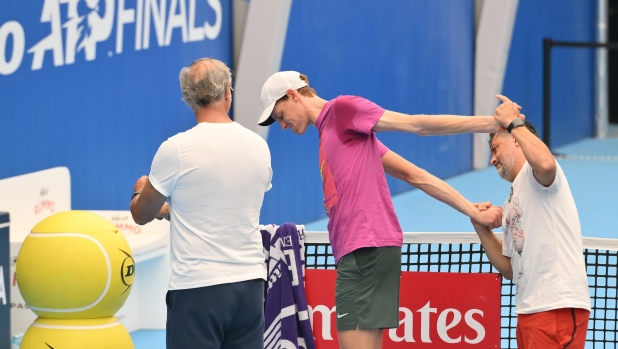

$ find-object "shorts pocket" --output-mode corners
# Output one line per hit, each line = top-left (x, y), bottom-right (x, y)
(353, 247), (377, 276)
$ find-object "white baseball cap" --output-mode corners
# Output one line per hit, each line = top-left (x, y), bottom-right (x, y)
(258, 71), (308, 126)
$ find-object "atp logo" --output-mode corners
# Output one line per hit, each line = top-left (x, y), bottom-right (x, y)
(0, 0), (223, 75)
(28, 0), (117, 70)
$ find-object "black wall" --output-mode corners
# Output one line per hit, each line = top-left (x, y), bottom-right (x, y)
(0, 212), (9, 348)
(609, 0), (618, 123)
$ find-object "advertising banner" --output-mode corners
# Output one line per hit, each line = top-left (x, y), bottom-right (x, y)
(306, 269), (501, 348)
(0, 167), (71, 336)
(0, 0), (232, 211)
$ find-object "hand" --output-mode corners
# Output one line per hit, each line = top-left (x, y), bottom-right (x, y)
(133, 175), (149, 192)
(471, 205), (503, 230)
(155, 202), (170, 221)
(473, 201), (492, 211)
(493, 95), (525, 129)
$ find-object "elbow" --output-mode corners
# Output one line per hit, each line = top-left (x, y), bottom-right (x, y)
(539, 159), (556, 175)
(536, 161), (557, 186)
(132, 217), (150, 226)
(131, 213), (148, 226)
(403, 172), (428, 189)
(130, 207), (151, 226)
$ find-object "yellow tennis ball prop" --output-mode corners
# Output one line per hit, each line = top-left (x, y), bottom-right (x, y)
(20, 316), (134, 349)
(16, 210), (135, 319)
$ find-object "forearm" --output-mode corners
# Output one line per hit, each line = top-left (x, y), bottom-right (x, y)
(412, 115), (500, 135)
(129, 177), (168, 225)
(374, 111), (502, 135)
(473, 225), (513, 279)
(383, 152), (477, 217)
(130, 196), (158, 225)
(510, 127), (555, 176)
(407, 170), (477, 217)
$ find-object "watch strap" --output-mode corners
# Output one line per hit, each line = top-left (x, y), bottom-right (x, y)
(507, 119), (525, 133)
(131, 190), (141, 203)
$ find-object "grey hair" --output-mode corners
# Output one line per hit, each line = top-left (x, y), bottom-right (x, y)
(179, 58), (231, 110)
(488, 119), (540, 147)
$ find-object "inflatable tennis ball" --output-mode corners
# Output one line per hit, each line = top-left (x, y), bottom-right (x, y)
(16, 210), (135, 319)
(20, 317), (134, 349)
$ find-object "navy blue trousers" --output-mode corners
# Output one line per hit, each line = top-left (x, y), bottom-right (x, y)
(166, 279), (265, 349)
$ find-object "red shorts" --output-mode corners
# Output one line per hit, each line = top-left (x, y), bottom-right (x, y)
(516, 308), (590, 349)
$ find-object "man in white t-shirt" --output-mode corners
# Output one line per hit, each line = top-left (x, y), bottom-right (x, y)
(472, 95), (590, 348)
(130, 58), (272, 349)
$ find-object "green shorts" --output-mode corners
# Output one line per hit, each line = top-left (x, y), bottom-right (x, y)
(335, 246), (401, 331)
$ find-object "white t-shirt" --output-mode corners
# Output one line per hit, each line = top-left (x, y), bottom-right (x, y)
(502, 161), (590, 314)
(149, 122), (272, 290)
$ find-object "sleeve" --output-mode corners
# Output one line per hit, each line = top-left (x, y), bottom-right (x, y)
(528, 159), (561, 194)
(376, 138), (390, 157)
(264, 140), (273, 192)
(148, 139), (180, 197)
(502, 230), (513, 258)
(501, 204), (512, 258)
(266, 166), (273, 192)
(333, 96), (385, 135)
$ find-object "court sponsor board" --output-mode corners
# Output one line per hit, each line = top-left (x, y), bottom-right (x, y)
(305, 270), (500, 348)
(0, 167), (71, 336)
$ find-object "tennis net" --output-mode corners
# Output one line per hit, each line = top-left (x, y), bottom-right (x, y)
(305, 232), (618, 348)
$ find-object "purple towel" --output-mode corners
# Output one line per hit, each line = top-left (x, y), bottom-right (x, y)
(260, 223), (316, 349)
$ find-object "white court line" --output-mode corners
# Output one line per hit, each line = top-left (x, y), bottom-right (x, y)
(557, 155), (618, 161)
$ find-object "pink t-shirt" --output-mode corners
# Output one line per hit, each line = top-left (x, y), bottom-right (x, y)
(315, 95), (403, 263)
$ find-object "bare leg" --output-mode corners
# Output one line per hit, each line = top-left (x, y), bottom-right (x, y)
(338, 326), (383, 349)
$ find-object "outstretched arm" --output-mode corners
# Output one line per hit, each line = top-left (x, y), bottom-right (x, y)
(381, 150), (502, 229)
(470, 217), (513, 279)
(373, 110), (508, 135)
(493, 95), (556, 186)
(130, 175), (169, 225)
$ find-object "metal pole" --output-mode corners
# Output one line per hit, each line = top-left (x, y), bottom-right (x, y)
(596, 0), (609, 138)
(543, 38), (553, 149)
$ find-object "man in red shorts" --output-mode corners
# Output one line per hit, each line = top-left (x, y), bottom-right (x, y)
(472, 95), (590, 348)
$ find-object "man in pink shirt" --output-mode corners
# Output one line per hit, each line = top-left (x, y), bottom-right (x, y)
(258, 71), (506, 349)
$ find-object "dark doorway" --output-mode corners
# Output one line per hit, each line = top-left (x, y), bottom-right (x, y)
(609, 0), (618, 123)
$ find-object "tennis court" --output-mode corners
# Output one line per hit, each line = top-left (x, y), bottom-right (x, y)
(131, 135), (618, 348)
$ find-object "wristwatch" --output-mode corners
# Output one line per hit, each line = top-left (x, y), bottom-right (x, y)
(507, 118), (525, 133)
(130, 190), (141, 203)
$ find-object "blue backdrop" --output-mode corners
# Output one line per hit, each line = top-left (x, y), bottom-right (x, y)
(0, 0), (232, 210)
(503, 0), (596, 148)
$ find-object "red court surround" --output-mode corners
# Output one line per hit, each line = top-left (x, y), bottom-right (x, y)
(305, 270), (501, 348)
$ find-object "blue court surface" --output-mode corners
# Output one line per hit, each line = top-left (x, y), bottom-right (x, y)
(130, 330), (166, 349)
(131, 137), (618, 349)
